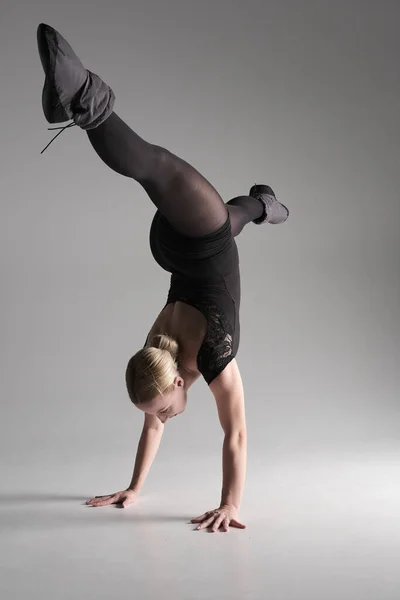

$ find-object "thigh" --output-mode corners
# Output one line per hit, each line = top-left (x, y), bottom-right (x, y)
(143, 147), (229, 238)
(86, 111), (227, 237)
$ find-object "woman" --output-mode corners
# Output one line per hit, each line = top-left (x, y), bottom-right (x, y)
(37, 23), (289, 533)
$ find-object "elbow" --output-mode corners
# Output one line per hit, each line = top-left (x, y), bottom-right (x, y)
(225, 427), (247, 444)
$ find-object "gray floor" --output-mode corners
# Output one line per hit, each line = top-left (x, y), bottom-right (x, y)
(1, 447), (399, 600)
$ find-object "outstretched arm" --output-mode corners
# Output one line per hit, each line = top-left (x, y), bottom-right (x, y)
(128, 413), (164, 493)
(86, 413), (164, 508)
(191, 359), (247, 532)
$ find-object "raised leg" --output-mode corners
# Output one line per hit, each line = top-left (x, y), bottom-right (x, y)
(86, 112), (228, 237)
(37, 24), (282, 238)
(226, 195), (264, 236)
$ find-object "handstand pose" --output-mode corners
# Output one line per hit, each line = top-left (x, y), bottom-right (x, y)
(37, 23), (289, 532)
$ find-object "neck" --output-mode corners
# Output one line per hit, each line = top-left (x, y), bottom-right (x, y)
(180, 364), (201, 390)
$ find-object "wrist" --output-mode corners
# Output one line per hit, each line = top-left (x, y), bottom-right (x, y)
(127, 485), (140, 493)
(220, 501), (239, 511)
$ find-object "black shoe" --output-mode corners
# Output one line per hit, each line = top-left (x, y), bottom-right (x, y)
(249, 184), (289, 225)
(37, 23), (115, 130)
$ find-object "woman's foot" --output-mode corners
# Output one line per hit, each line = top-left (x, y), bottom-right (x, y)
(37, 23), (115, 130)
(249, 184), (289, 224)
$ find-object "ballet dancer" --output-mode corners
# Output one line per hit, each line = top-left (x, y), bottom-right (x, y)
(37, 23), (289, 532)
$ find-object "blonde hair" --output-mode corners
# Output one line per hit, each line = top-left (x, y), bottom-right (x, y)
(125, 333), (180, 405)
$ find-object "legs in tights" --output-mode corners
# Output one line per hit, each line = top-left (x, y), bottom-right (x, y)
(226, 196), (264, 237)
(86, 112), (228, 237)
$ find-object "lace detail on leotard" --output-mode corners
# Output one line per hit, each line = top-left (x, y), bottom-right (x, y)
(167, 295), (235, 384)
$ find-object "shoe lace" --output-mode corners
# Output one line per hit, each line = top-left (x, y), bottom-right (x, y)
(40, 122), (77, 154)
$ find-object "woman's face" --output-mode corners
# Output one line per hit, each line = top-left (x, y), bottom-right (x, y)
(136, 376), (187, 423)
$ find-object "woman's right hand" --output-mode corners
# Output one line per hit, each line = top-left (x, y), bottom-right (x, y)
(85, 489), (138, 508)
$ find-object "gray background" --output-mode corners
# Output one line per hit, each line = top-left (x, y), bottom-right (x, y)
(1, 0), (399, 599)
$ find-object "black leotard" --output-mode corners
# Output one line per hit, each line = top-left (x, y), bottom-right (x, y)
(149, 210), (241, 384)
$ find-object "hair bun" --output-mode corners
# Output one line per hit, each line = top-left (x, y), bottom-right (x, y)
(151, 334), (179, 360)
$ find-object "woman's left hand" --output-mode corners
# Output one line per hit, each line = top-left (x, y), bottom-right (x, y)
(191, 505), (246, 532)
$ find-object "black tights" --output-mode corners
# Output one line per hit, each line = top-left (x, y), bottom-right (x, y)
(86, 112), (263, 237)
